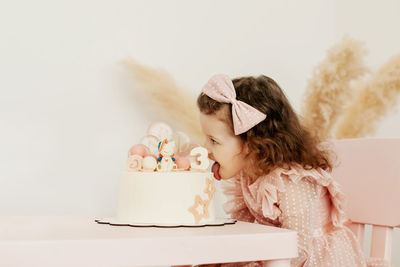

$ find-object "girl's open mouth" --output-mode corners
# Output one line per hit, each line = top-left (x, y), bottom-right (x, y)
(212, 162), (221, 181)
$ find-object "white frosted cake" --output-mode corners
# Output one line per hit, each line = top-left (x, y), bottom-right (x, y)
(111, 122), (219, 226)
(117, 171), (216, 225)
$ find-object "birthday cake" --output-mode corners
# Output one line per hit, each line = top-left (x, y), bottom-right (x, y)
(110, 122), (223, 226)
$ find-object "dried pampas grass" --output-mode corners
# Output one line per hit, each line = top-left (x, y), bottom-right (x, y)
(301, 36), (369, 141)
(335, 54), (400, 139)
(123, 60), (203, 142)
(124, 38), (399, 144)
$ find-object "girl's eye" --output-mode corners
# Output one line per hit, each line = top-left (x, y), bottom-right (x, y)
(210, 138), (218, 145)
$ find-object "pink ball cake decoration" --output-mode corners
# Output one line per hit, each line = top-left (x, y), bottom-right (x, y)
(175, 155), (191, 170)
(129, 144), (148, 158)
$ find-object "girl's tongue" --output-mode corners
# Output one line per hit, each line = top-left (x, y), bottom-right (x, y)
(212, 162), (222, 181)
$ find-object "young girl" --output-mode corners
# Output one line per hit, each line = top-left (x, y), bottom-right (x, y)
(193, 74), (390, 267)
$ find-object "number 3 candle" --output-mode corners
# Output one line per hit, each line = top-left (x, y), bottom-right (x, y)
(190, 146), (210, 170)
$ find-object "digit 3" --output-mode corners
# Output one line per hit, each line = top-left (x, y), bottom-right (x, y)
(190, 146), (210, 170)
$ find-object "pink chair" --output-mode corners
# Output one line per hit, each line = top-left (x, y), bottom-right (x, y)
(331, 138), (400, 264)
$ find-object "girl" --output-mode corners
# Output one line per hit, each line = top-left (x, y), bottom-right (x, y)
(193, 74), (390, 267)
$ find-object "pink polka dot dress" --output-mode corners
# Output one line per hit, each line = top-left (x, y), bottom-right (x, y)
(216, 164), (391, 267)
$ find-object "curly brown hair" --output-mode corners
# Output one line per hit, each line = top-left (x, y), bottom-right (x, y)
(197, 75), (333, 179)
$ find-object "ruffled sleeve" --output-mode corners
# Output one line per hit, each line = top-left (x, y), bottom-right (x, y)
(223, 171), (286, 226)
(249, 171), (286, 222)
(280, 164), (348, 227)
(222, 175), (255, 223)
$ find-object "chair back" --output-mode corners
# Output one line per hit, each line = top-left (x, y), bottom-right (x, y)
(331, 138), (400, 262)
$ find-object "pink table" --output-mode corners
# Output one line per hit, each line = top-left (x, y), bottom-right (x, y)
(0, 216), (297, 267)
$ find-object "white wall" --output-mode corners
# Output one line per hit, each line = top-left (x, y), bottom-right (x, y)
(1, 0), (399, 264)
(0, 0), (337, 215)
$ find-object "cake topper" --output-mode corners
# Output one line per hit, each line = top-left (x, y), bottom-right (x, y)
(127, 122), (212, 173)
(140, 135), (159, 155)
(147, 121), (173, 142)
(157, 139), (177, 172)
(126, 154), (143, 172)
(174, 131), (190, 154)
(190, 146), (210, 170)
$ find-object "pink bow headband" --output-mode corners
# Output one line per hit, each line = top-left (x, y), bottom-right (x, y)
(202, 74), (266, 135)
